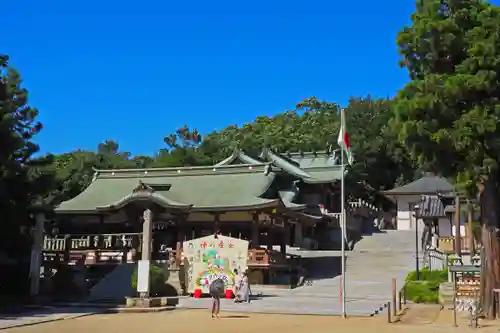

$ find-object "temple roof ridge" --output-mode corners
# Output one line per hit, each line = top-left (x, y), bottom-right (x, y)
(94, 162), (273, 179)
(382, 174), (455, 196)
(214, 148), (262, 166)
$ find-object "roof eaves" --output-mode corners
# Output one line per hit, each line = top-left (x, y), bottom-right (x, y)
(214, 149), (239, 166)
(96, 163), (273, 179)
(263, 149), (312, 179)
(214, 149), (263, 166)
(190, 199), (281, 212)
(96, 192), (192, 212)
(381, 190), (455, 196)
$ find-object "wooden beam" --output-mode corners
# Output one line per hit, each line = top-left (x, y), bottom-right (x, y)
(213, 212), (221, 234)
(467, 200), (474, 254)
(251, 213), (259, 249)
(454, 196), (461, 255)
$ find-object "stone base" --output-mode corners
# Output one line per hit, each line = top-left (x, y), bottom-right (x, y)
(165, 268), (184, 295)
(438, 282), (454, 306)
(125, 297), (179, 308)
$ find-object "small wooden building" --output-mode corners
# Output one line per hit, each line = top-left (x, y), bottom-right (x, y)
(382, 173), (455, 231)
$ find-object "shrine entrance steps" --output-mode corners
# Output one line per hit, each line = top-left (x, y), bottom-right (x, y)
(178, 230), (421, 316)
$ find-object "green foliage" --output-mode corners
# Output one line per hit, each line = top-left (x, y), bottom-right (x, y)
(404, 268), (448, 303)
(131, 264), (166, 296)
(0, 55), (54, 261)
(393, 0), (500, 196)
(405, 267), (448, 282)
(405, 280), (442, 303)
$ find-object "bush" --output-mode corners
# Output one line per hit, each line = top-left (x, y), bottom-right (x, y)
(131, 264), (166, 296)
(405, 267), (448, 283)
(404, 268), (448, 303)
(405, 280), (441, 303)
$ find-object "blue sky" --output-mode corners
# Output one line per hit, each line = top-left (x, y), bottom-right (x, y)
(3, 0), (416, 156)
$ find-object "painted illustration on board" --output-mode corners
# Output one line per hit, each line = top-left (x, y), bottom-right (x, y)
(183, 235), (249, 294)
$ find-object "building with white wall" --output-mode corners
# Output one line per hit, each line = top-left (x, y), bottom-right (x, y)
(382, 173), (456, 232)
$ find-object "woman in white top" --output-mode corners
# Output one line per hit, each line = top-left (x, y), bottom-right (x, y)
(233, 269), (242, 302)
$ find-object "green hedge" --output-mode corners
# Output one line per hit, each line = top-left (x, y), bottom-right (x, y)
(404, 268), (448, 303)
(131, 264), (166, 296)
(405, 267), (448, 283)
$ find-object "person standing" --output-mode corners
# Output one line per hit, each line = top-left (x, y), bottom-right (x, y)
(237, 270), (251, 303)
(232, 269), (241, 303)
(209, 278), (225, 318)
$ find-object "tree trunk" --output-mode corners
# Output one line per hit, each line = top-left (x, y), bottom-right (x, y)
(479, 174), (500, 318)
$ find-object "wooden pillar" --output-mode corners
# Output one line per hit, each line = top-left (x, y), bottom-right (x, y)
(139, 208), (153, 297)
(467, 201), (474, 254)
(267, 222), (274, 251)
(29, 212), (45, 297)
(98, 214), (105, 233)
(454, 196), (461, 255)
(280, 218), (289, 255)
(252, 213), (259, 249)
(294, 222), (303, 247)
(213, 213), (221, 234)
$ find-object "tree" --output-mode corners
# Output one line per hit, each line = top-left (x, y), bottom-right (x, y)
(393, 0), (500, 315)
(344, 96), (417, 206)
(196, 96), (415, 205)
(152, 125), (209, 167)
(0, 55), (52, 265)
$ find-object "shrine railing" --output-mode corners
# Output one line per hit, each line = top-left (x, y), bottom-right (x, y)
(43, 233), (142, 252)
(42, 234), (298, 268)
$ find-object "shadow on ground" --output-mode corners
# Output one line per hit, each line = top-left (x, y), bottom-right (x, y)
(0, 306), (98, 321)
(301, 256), (342, 280)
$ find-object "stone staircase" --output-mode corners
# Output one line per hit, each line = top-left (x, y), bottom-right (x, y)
(180, 230), (422, 316)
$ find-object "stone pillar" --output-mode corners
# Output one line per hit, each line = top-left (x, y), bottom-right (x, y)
(139, 208), (153, 297)
(251, 213), (259, 249)
(29, 212), (45, 297)
(175, 218), (186, 265)
(294, 222), (303, 247)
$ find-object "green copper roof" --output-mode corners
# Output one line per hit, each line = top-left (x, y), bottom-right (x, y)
(284, 151), (340, 169)
(215, 148), (344, 184)
(261, 148), (313, 179)
(383, 173), (455, 196)
(56, 164), (281, 213)
(214, 149), (262, 166)
(278, 182), (305, 210)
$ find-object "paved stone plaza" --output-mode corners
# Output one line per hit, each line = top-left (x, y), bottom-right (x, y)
(0, 230), (420, 329)
(0, 307), (99, 330)
(179, 230), (420, 316)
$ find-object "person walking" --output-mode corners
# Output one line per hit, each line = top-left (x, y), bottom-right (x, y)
(209, 278), (225, 318)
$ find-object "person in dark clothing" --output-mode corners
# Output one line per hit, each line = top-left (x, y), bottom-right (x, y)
(209, 278), (225, 318)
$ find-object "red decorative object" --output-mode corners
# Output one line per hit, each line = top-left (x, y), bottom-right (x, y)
(225, 289), (233, 299)
(194, 289), (202, 299)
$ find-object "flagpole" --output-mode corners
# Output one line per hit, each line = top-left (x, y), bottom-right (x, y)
(340, 110), (347, 318)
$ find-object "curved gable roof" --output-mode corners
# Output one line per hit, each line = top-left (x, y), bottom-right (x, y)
(383, 174), (455, 196)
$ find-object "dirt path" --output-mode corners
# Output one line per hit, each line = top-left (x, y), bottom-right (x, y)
(4, 308), (500, 333)
(398, 304), (443, 325)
